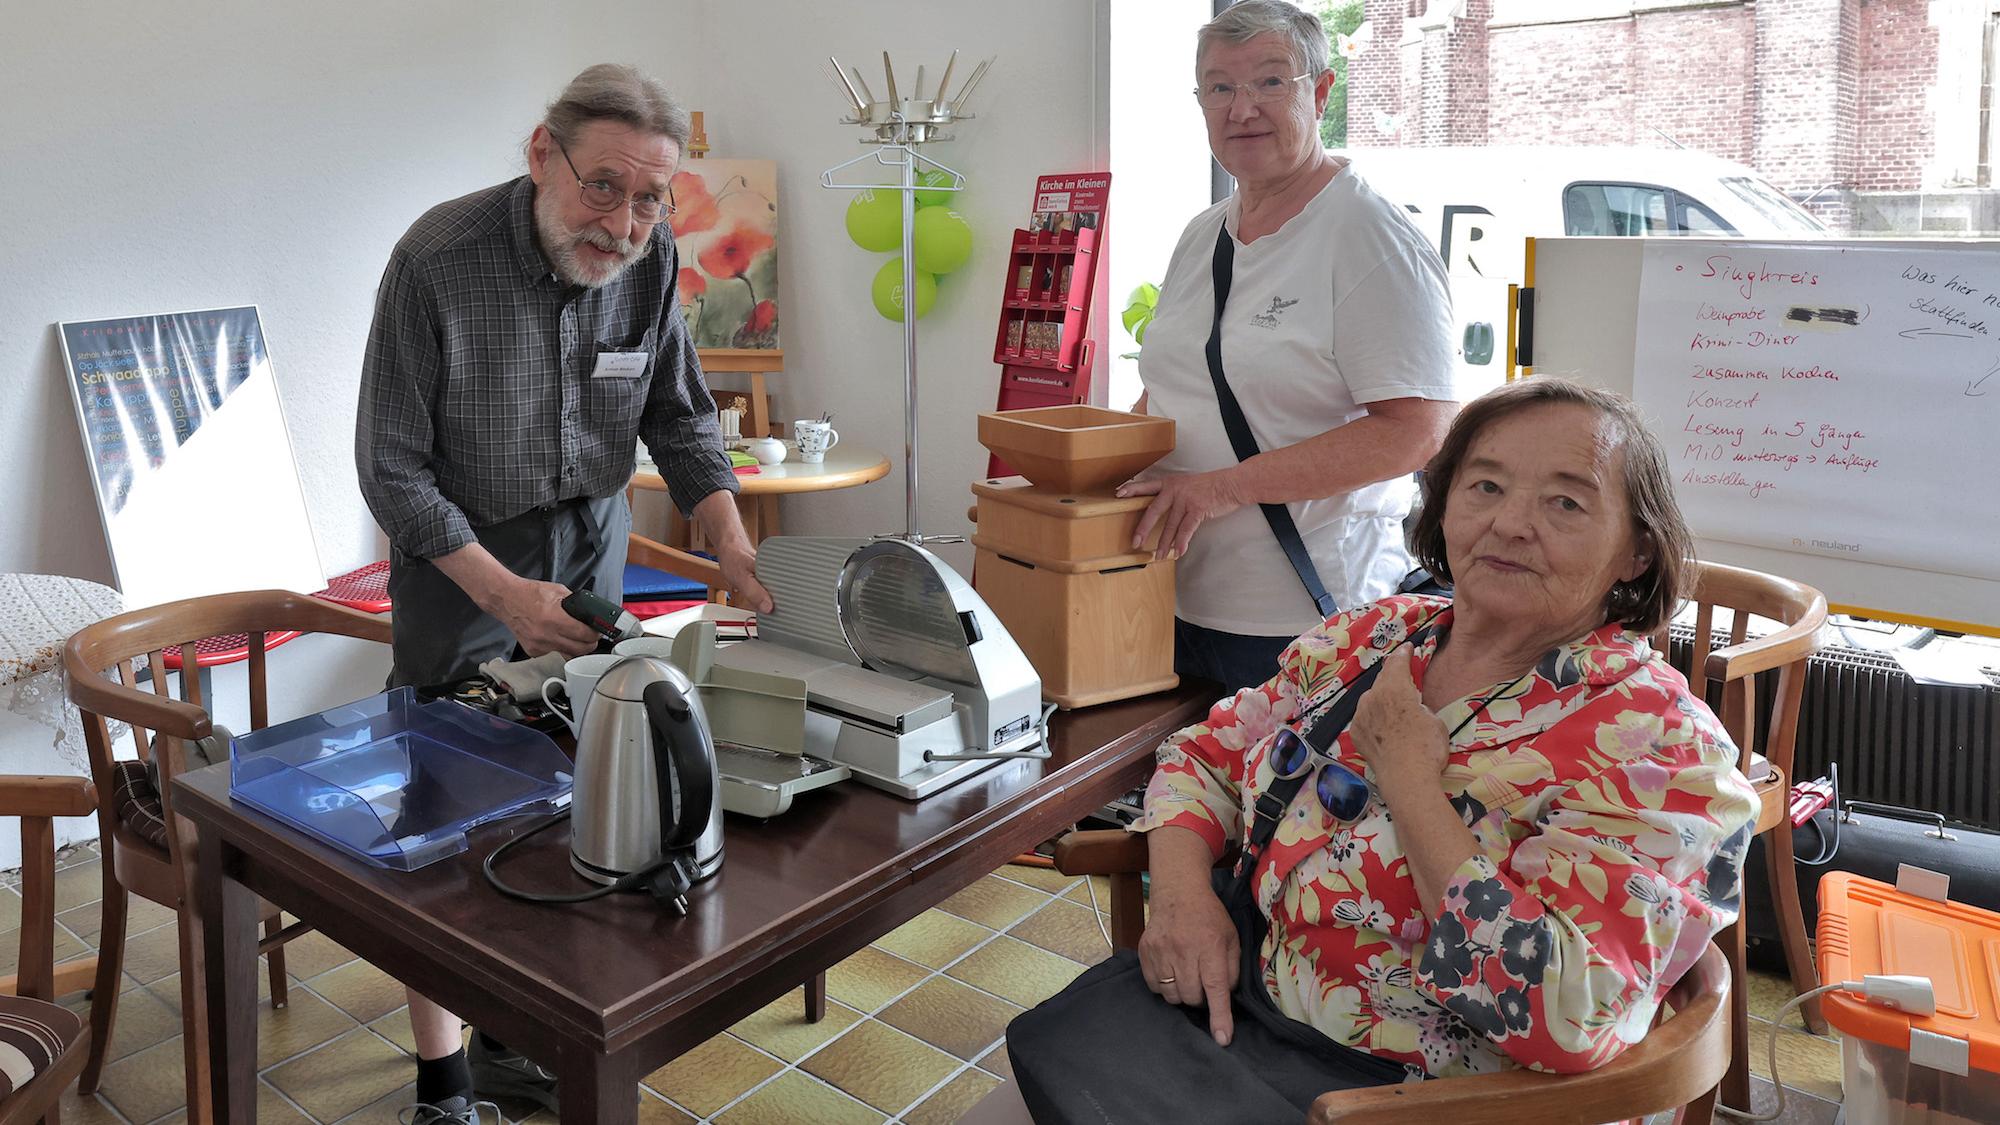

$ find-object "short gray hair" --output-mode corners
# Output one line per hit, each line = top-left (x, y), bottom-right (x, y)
(1197, 0), (1329, 79)
(541, 64), (690, 153)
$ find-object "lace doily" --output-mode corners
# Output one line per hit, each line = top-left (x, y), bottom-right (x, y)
(0, 574), (124, 775)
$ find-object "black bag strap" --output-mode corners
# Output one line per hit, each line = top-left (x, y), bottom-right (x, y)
(1231, 622), (1437, 882)
(1207, 224), (1336, 619)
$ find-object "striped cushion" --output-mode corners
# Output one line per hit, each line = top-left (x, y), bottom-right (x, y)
(111, 760), (170, 851)
(0, 995), (82, 1099)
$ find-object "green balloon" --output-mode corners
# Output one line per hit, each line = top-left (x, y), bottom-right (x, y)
(845, 189), (902, 252)
(914, 169), (957, 207)
(871, 257), (937, 321)
(912, 208), (974, 275)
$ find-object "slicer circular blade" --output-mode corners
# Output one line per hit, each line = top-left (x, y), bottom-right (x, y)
(833, 540), (980, 684)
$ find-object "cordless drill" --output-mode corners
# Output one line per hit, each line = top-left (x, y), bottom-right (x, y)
(560, 586), (645, 644)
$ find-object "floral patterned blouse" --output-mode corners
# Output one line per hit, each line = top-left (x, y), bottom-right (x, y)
(1132, 595), (1758, 1077)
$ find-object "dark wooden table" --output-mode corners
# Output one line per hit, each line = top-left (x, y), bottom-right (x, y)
(174, 685), (1210, 1124)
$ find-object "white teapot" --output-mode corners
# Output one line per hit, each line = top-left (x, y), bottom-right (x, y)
(744, 435), (787, 465)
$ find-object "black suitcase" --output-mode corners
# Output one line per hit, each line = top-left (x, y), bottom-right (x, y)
(1742, 800), (2000, 974)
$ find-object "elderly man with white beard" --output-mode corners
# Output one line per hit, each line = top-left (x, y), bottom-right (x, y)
(354, 64), (771, 1124)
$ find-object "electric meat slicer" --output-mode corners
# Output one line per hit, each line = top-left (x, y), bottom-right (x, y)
(710, 536), (1047, 798)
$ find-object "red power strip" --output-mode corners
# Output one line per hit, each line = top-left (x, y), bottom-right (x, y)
(1790, 775), (1837, 828)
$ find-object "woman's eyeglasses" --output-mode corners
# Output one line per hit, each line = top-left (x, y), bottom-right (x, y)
(1268, 727), (1373, 823)
(1193, 73), (1313, 110)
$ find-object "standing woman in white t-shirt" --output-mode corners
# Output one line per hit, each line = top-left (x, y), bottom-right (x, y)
(1120, 0), (1460, 695)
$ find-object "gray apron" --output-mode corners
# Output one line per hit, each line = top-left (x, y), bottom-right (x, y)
(385, 494), (631, 688)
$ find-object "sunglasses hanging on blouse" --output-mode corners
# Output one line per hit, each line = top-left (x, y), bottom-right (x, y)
(1267, 616), (1530, 824)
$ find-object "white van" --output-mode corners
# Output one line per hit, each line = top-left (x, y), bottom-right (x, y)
(1333, 145), (1828, 393)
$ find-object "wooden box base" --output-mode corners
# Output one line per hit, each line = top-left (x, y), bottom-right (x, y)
(972, 543), (1178, 710)
(971, 476), (1162, 563)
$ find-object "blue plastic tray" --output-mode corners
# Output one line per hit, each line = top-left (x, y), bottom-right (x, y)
(229, 688), (572, 871)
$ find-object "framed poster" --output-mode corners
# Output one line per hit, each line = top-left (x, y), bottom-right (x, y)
(59, 306), (323, 610)
(670, 158), (780, 349)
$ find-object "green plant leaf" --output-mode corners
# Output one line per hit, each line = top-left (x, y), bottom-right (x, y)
(1122, 282), (1161, 345)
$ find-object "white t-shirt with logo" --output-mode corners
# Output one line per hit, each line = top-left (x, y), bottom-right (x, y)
(1136, 166), (1457, 637)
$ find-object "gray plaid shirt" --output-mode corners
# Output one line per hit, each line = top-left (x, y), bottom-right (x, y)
(357, 176), (737, 560)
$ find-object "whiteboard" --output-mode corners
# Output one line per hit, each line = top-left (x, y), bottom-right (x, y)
(1530, 238), (2000, 636)
(59, 307), (323, 611)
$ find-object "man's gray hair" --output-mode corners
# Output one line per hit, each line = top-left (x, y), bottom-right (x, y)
(541, 64), (690, 153)
(1197, 0), (1329, 78)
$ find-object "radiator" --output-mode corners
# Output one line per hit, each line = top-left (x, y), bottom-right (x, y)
(1668, 632), (2000, 832)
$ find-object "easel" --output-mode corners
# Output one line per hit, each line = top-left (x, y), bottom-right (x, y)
(679, 114), (786, 539)
(697, 346), (784, 540)
(699, 347), (782, 444)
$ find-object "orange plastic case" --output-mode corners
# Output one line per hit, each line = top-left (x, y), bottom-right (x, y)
(1817, 870), (2000, 1120)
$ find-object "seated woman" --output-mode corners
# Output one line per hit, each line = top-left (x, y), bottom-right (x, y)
(1003, 378), (1758, 1122)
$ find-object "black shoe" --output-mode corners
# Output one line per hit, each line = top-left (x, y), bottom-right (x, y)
(398, 1095), (497, 1125)
(469, 1035), (560, 1112)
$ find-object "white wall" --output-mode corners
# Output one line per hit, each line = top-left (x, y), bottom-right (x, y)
(692, 0), (1111, 573)
(0, 0), (708, 856)
(0, 0), (1116, 852)
(0, 0), (729, 585)
(0, 0), (1112, 586)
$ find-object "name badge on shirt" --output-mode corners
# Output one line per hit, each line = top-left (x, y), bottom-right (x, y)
(591, 350), (650, 380)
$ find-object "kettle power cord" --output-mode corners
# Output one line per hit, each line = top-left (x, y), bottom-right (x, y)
(1716, 974), (1935, 1120)
(482, 810), (698, 914)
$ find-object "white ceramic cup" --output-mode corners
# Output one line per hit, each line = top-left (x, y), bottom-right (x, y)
(794, 420), (840, 463)
(540, 653), (621, 737)
(612, 636), (679, 661)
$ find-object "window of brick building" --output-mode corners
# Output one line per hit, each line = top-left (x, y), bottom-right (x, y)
(1331, 0), (1985, 236)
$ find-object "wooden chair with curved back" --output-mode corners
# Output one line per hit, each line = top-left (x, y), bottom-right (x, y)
(0, 773), (99, 1125)
(1051, 830), (1731, 1124)
(63, 590), (395, 1121)
(1658, 560), (1828, 1109)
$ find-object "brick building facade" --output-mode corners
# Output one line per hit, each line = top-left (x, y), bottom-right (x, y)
(1345, 0), (1991, 233)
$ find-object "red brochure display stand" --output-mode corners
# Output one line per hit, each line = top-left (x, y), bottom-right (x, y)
(988, 172), (1110, 478)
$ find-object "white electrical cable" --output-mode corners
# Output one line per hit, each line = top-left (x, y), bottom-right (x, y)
(1082, 870), (1113, 951)
(1717, 975), (1936, 1121)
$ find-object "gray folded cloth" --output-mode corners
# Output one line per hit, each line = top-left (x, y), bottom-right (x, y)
(478, 651), (572, 702)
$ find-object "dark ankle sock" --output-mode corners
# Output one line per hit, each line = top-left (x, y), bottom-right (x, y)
(475, 1030), (508, 1055)
(416, 1047), (472, 1106)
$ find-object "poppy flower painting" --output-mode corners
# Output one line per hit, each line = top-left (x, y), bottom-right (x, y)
(699, 227), (775, 281)
(670, 158), (780, 349)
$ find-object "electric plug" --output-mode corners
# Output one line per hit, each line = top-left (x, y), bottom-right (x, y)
(1844, 975), (1937, 1017)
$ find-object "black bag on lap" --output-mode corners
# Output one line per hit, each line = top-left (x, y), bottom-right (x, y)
(1005, 869), (1406, 1124)
(1006, 633), (1421, 1123)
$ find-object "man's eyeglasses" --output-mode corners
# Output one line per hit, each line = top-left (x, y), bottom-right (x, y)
(1268, 727), (1373, 822)
(1194, 73), (1314, 110)
(555, 140), (675, 222)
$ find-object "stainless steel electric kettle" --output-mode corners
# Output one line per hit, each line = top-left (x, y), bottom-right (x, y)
(569, 656), (723, 887)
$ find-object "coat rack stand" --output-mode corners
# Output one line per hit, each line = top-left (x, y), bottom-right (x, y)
(819, 51), (993, 544)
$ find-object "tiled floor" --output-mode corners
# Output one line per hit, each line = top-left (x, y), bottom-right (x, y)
(6, 842), (1847, 1124)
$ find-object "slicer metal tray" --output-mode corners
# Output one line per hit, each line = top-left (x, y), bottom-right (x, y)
(717, 743), (850, 818)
